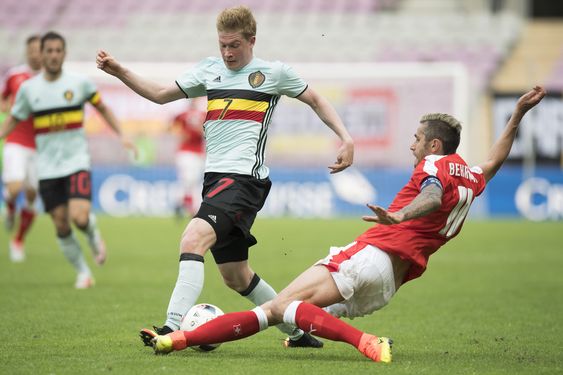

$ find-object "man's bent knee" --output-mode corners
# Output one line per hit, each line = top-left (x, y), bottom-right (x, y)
(4, 181), (24, 199)
(72, 214), (89, 230)
(179, 218), (216, 255)
(222, 273), (251, 292)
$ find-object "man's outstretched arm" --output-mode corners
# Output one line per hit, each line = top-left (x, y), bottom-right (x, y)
(479, 86), (546, 183)
(296, 86), (354, 174)
(96, 50), (185, 104)
(363, 183), (443, 225)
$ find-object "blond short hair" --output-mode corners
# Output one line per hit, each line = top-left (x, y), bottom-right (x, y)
(420, 113), (462, 133)
(420, 113), (462, 154)
(216, 6), (256, 40)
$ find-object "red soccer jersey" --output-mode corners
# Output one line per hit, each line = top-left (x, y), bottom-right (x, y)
(1, 65), (36, 148)
(356, 153), (486, 283)
(173, 109), (205, 154)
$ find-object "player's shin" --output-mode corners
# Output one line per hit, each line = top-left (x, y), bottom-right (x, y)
(15, 207), (35, 242)
(170, 307), (268, 351)
(240, 273), (303, 339)
(164, 253), (204, 330)
(79, 213), (106, 265)
(57, 231), (91, 275)
(284, 301), (364, 347)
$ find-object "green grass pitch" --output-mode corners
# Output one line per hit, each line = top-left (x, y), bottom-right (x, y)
(1, 216), (562, 374)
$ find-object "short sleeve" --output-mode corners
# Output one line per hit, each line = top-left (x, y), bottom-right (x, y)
(10, 83), (31, 121)
(469, 166), (487, 196)
(81, 77), (100, 105)
(277, 63), (307, 98)
(175, 58), (211, 99)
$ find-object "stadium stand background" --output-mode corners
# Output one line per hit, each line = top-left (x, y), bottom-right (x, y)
(0, 0), (561, 218)
(1, 0), (561, 159)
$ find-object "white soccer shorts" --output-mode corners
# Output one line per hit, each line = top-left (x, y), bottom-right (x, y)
(316, 241), (396, 319)
(175, 151), (205, 192)
(2, 143), (38, 187)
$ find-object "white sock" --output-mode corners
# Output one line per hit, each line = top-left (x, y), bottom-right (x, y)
(164, 257), (204, 330)
(282, 301), (303, 326)
(251, 306), (269, 331)
(241, 274), (304, 340)
(82, 213), (102, 249)
(57, 232), (91, 275)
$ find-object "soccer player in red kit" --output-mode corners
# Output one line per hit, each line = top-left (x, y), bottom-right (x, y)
(1, 35), (41, 261)
(141, 86), (546, 363)
(170, 100), (205, 216)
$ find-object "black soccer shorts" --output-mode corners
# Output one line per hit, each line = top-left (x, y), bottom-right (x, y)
(194, 172), (271, 264)
(39, 170), (92, 212)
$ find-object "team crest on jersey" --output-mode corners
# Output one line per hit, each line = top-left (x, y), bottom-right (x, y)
(64, 90), (74, 102)
(248, 71), (265, 88)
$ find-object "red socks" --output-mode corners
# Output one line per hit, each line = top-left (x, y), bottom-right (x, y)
(168, 302), (366, 352)
(293, 302), (364, 348)
(6, 201), (16, 218)
(15, 208), (35, 243)
(172, 311), (261, 350)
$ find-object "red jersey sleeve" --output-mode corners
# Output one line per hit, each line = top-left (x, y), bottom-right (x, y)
(2, 67), (36, 148)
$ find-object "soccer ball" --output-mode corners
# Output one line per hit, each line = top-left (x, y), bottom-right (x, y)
(180, 303), (225, 351)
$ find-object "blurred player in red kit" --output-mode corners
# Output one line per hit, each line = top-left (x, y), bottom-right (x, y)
(170, 100), (205, 217)
(1, 35), (41, 262)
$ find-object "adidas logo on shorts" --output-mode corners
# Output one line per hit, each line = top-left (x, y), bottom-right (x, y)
(208, 215), (217, 223)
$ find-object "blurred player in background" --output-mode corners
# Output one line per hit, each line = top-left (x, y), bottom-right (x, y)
(169, 100), (205, 217)
(143, 87), (546, 363)
(1, 35), (41, 262)
(97, 6), (353, 347)
(0, 31), (135, 288)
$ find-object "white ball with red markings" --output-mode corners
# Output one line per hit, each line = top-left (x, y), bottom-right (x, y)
(180, 303), (225, 351)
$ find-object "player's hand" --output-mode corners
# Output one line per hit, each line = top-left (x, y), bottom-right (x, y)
(362, 203), (404, 225)
(96, 50), (122, 76)
(516, 86), (546, 114)
(329, 141), (354, 174)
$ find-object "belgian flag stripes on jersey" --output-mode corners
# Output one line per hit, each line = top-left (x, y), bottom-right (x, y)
(31, 92), (100, 134)
(206, 89), (274, 123)
(11, 71), (101, 179)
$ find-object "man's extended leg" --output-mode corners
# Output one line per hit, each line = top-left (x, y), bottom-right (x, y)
(10, 205), (35, 262)
(80, 212), (106, 265)
(3, 181), (22, 232)
(3, 194), (16, 232)
(283, 301), (392, 362)
(148, 302), (391, 362)
(50, 205), (94, 289)
(70, 199), (106, 266)
(139, 218), (216, 344)
(141, 306), (269, 354)
(146, 265), (392, 362)
(162, 253), (205, 332)
(10, 184), (37, 261)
